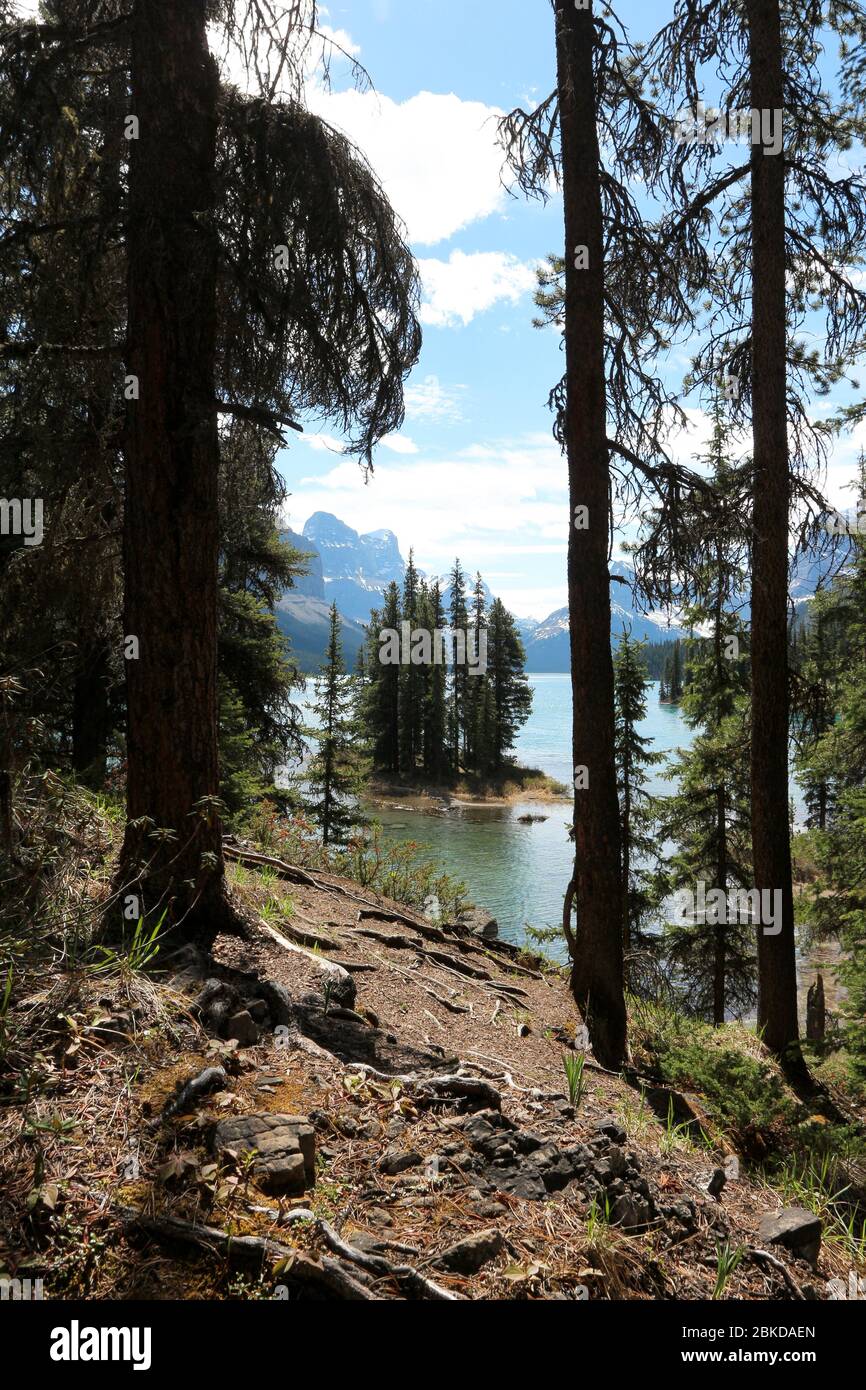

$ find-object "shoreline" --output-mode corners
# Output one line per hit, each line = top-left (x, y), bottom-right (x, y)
(365, 771), (571, 812)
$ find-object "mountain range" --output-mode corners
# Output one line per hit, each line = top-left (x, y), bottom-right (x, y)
(276, 513), (684, 673)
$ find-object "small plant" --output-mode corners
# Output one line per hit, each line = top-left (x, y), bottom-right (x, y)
(563, 1049), (586, 1108)
(660, 1095), (697, 1155)
(0, 963), (13, 1058)
(713, 1240), (745, 1299)
(87, 909), (167, 978)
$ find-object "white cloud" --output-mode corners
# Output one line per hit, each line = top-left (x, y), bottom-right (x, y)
(404, 374), (467, 422)
(418, 251), (538, 328)
(282, 432), (570, 617)
(304, 433), (344, 453)
(305, 89), (508, 245)
(379, 434), (419, 455)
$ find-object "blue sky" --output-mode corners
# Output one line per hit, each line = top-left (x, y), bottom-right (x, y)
(271, 1), (866, 620)
(16, 0), (863, 617)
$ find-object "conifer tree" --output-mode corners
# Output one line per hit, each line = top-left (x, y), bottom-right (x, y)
(612, 634), (663, 966)
(448, 559), (470, 773)
(646, 0), (866, 1063)
(485, 598), (533, 772)
(0, 0), (421, 930)
(422, 580), (449, 783)
(362, 582), (401, 778)
(399, 550), (423, 778)
(305, 603), (363, 847)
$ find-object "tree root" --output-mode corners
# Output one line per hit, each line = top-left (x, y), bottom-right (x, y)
(744, 1247), (806, 1300)
(115, 1205), (378, 1300)
(274, 1208), (462, 1301)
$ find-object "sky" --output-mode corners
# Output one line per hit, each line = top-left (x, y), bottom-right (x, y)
(17, 0), (866, 619)
(268, 0), (866, 619)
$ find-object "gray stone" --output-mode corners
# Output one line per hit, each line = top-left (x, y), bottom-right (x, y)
(610, 1193), (653, 1230)
(606, 1145), (628, 1179)
(226, 1010), (260, 1047)
(595, 1117), (627, 1146)
(379, 1148), (424, 1176)
(432, 1228), (505, 1274)
(212, 1113), (315, 1195)
(758, 1208), (822, 1266)
(461, 907), (499, 940)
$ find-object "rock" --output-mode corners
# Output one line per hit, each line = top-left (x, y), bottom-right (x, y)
(193, 979), (240, 1036)
(595, 1116), (627, 1146)
(610, 1193), (653, 1231)
(606, 1145), (628, 1179)
(226, 1010), (260, 1047)
(662, 1201), (697, 1232)
(460, 907), (499, 940)
(256, 979), (294, 1029)
(758, 1208), (822, 1266)
(379, 1148), (424, 1176)
(161, 1065), (228, 1121)
(707, 1167), (727, 1200)
(359, 1118), (384, 1140)
(417, 1075), (501, 1111)
(247, 999), (270, 1025)
(212, 1113), (315, 1195)
(432, 1228), (505, 1274)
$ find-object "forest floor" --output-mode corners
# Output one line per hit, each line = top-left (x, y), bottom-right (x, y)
(1, 800), (864, 1302)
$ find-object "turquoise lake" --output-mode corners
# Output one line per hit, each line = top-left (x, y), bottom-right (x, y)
(355, 673), (691, 948)
(293, 672), (810, 954)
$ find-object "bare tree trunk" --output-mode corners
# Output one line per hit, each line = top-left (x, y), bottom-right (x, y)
(556, 0), (627, 1069)
(746, 0), (802, 1065)
(806, 974), (825, 1042)
(714, 785), (727, 1026)
(118, 0), (225, 927)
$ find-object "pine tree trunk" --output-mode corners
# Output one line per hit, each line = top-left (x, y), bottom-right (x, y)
(118, 0), (225, 925)
(557, 0), (627, 1070)
(714, 785), (727, 1026)
(746, 0), (801, 1064)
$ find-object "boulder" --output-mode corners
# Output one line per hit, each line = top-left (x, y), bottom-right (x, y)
(226, 1010), (260, 1047)
(758, 1208), (822, 1266)
(212, 1113), (315, 1195)
(460, 907), (499, 940)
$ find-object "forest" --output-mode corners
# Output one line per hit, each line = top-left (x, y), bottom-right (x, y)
(1, 0), (866, 1340)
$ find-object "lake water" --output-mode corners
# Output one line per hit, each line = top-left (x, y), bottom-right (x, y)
(290, 672), (820, 1008)
(367, 674), (692, 948)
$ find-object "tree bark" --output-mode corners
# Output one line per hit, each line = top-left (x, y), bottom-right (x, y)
(714, 785), (727, 1026)
(746, 0), (801, 1063)
(556, 0), (627, 1069)
(118, 0), (225, 925)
